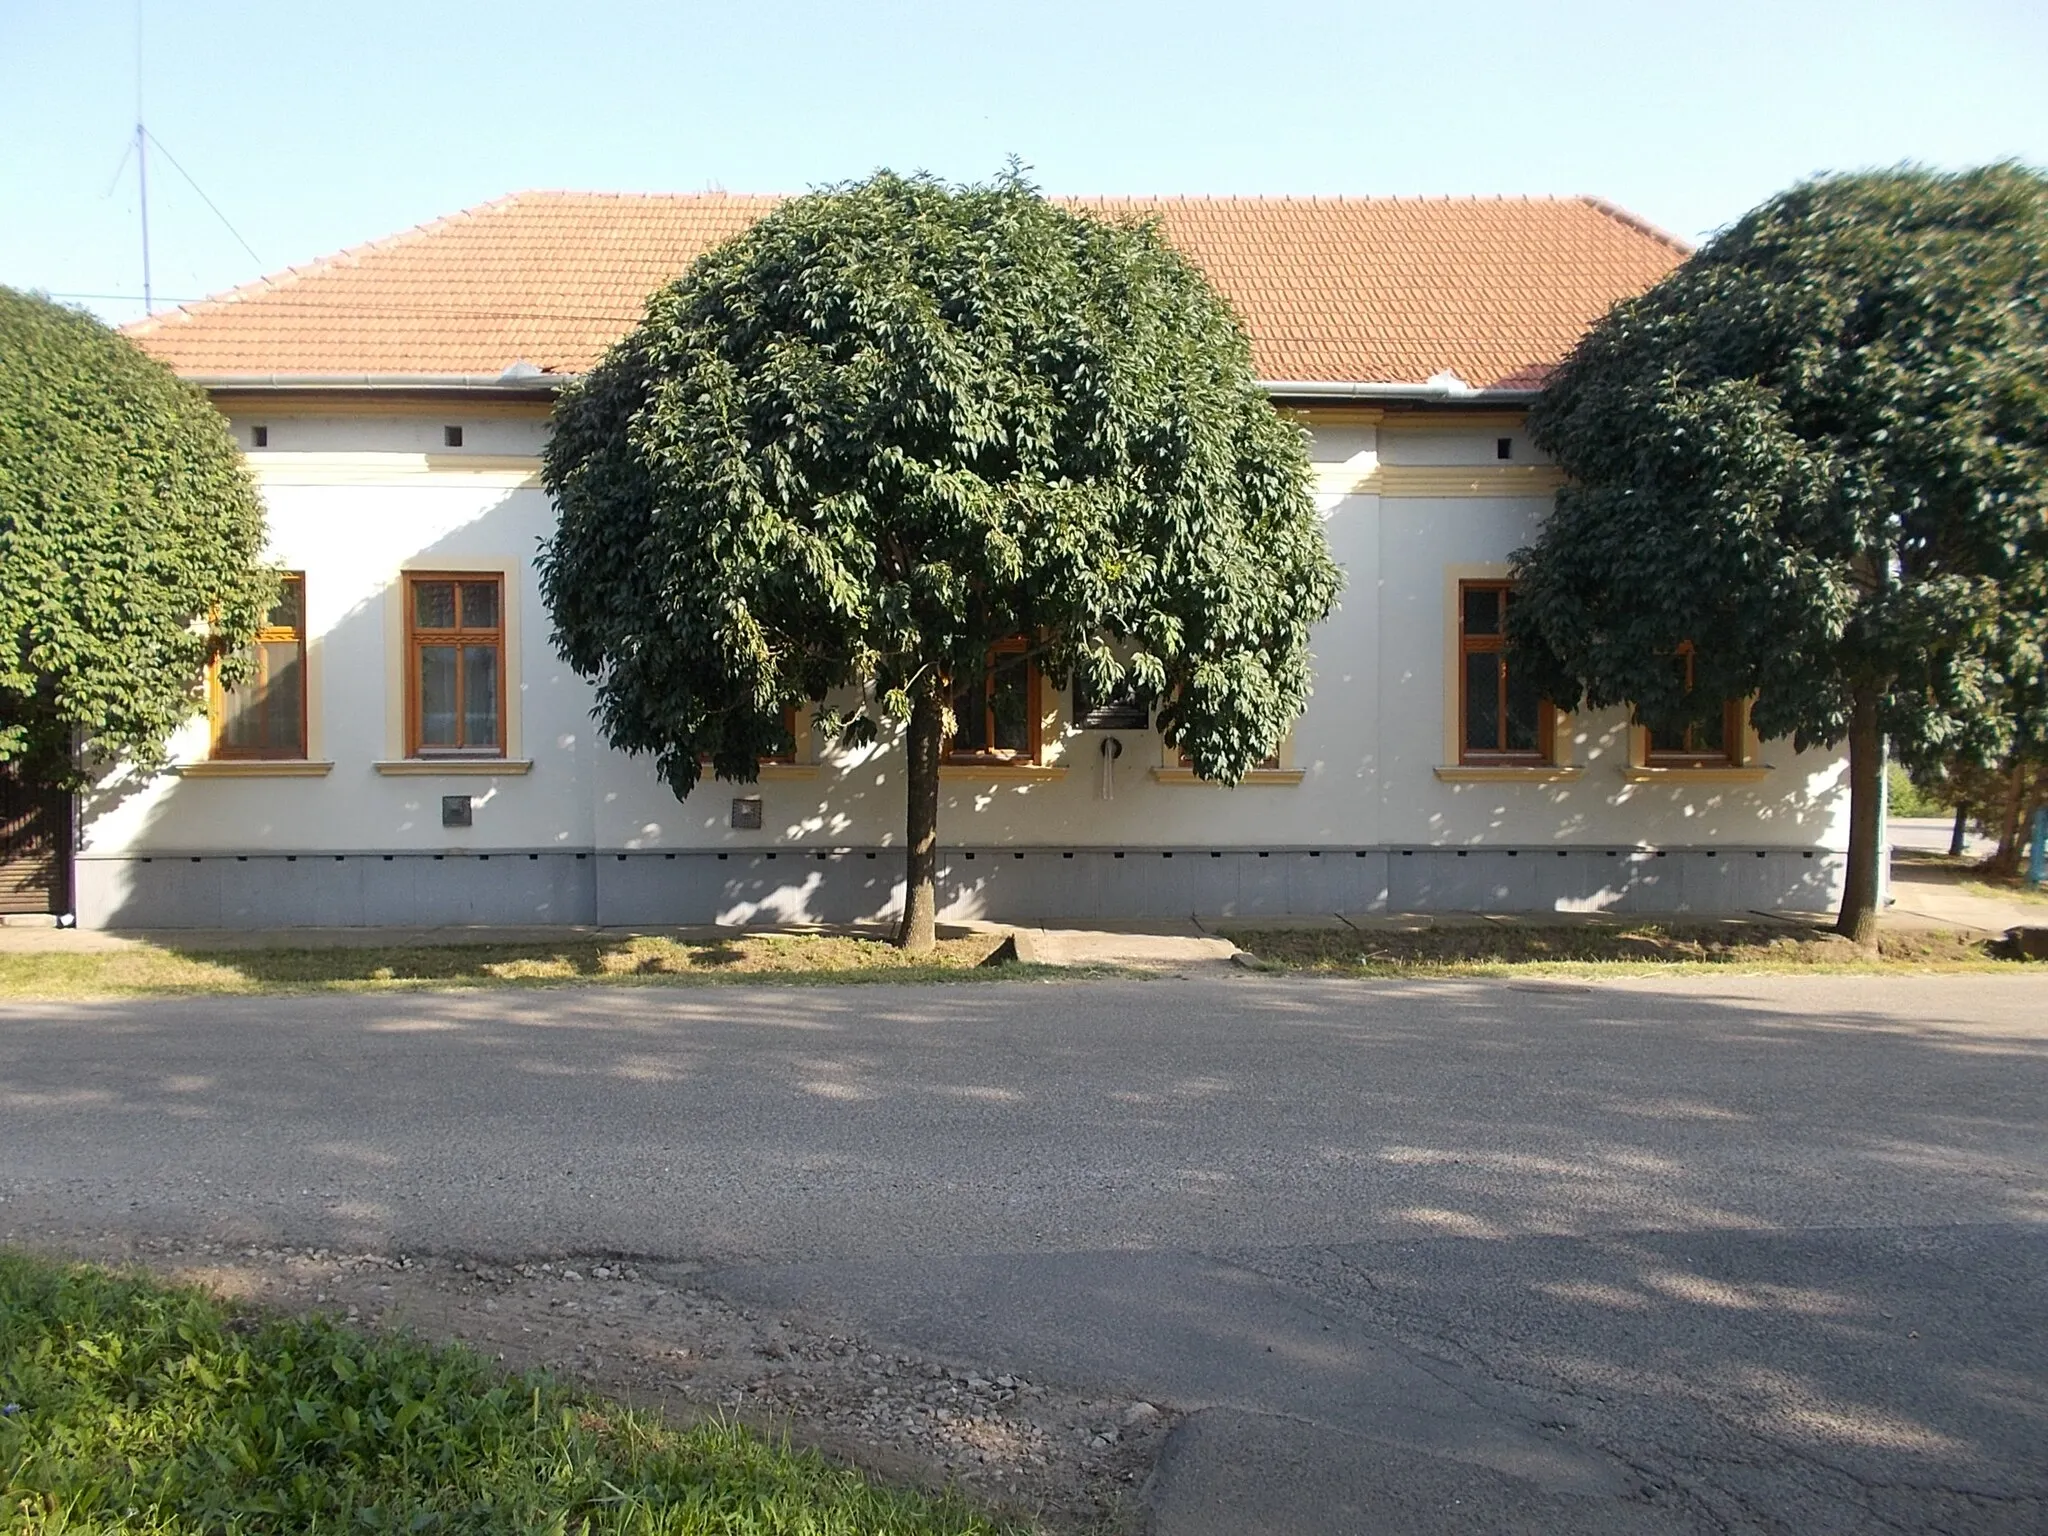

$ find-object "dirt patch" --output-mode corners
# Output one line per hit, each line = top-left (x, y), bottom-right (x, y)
(12, 1231), (1170, 1533)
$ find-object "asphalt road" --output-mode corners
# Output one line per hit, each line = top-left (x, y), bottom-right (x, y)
(4, 973), (2045, 1533)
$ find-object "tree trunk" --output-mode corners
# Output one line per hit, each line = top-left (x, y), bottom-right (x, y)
(1836, 683), (1884, 946)
(1948, 803), (1969, 858)
(895, 680), (943, 953)
(1990, 762), (2027, 877)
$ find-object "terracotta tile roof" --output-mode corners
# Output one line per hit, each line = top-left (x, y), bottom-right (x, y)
(126, 191), (1686, 390)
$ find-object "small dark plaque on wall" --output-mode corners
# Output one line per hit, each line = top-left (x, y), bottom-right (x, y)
(441, 795), (473, 828)
(1072, 672), (1151, 730)
(730, 797), (764, 830)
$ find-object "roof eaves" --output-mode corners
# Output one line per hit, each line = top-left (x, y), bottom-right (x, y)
(1258, 379), (1540, 403)
(185, 371), (1540, 404)
(189, 371), (565, 395)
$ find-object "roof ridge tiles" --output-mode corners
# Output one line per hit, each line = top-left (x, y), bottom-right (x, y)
(1577, 195), (1693, 256)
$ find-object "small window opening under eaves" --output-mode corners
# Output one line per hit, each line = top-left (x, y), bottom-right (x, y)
(1496, 437), (1513, 460)
(444, 425), (464, 448)
(251, 425), (268, 448)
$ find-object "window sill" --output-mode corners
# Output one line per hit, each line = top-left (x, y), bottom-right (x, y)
(1150, 767), (1306, 786)
(1433, 764), (1584, 782)
(176, 759), (334, 778)
(940, 762), (1067, 782)
(1621, 764), (1770, 784)
(374, 758), (534, 776)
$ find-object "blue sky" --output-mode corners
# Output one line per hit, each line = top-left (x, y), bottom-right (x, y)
(3, 0), (2044, 327)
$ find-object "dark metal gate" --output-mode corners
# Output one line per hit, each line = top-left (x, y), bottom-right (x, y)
(0, 764), (70, 916)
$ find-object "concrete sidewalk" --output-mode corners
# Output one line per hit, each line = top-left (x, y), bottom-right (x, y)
(1887, 861), (2047, 935)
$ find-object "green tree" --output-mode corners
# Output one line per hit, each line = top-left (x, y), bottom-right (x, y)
(0, 287), (275, 782)
(1507, 165), (2048, 943)
(540, 171), (1339, 949)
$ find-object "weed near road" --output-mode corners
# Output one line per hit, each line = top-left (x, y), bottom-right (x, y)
(0, 933), (1093, 1000)
(0, 1250), (1022, 1534)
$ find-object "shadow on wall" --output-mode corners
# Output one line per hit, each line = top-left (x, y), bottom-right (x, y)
(1426, 745), (1850, 850)
(77, 483), (594, 928)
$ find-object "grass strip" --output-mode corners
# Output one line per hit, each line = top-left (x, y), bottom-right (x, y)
(0, 934), (1092, 1000)
(1958, 879), (2048, 909)
(0, 1250), (1020, 1534)
(1219, 921), (2012, 975)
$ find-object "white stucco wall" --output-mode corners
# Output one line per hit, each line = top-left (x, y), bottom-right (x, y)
(76, 403), (1850, 873)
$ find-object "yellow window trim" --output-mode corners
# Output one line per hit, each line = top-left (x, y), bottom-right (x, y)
(940, 763), (1068, 782)
(1621, 765), (1771, 784)
(373, 758), (534, 777)
(176, 760), (335, 778)
(1150, 767), (1305, 786)
(1433, 765), (1585, 783)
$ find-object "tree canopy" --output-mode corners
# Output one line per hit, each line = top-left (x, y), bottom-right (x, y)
(0, 287), (275, 781)
(540, 170), (1340, 947)
(1508, 164), (2048, 940)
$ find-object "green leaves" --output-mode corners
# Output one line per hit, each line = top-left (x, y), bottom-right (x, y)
(0, 288), (274, 781)
(1512, 164), (2048, 762)
(539, 170), (1339, 795)
(1, 1251), (1014, 1534)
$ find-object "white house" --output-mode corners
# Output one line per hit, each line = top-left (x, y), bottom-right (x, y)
(68, 191), (1849, 929)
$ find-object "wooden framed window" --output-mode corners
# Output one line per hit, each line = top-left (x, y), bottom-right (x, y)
(1073, 670), (1151, 730)
(702, 706), (800, 768)
(946, 640), (1040, 763)
(211, 574), (307, 759)
(1643, 647), (1742, 766)
(1457, 581), (1551, 763)
(761, 706), (799, 765)
(406, 574), (504, 756)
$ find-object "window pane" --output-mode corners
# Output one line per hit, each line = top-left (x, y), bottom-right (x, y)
(949, 679), (988, 752)
(990, 652), (1030, 754)
(1464, 652), (1501, 753)
(219, 647), (264, 749)
(1647, 721), (1689, 756)
(260, 640), (304, 751)
(1463, 585), (1502, 637)
(458, 580), (500, 631)
(267, 577), (303, 634)
(419, 645), (458, 746)
(1696, 704), (1727, 754)
(1504, 662), (1542, 752)
(461, 645), (500, 747)
(413, 581), (456, 630)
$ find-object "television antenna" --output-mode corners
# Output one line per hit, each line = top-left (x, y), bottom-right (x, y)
(135, 0), (151, 312)
(110, 0), (261, 316)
